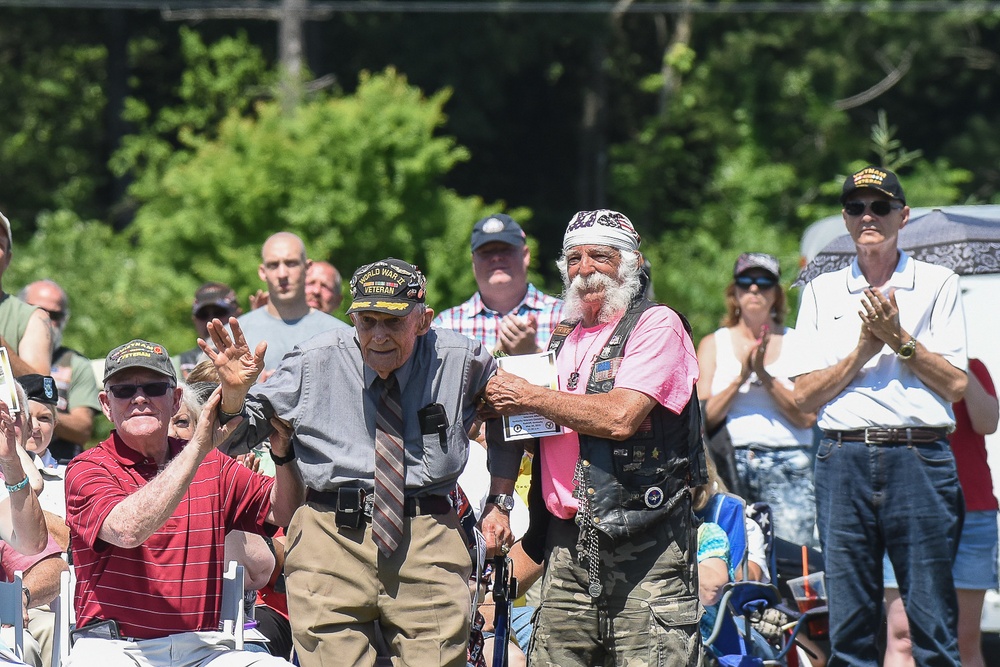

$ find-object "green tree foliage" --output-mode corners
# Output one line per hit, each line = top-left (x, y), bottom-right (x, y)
(127, 65), (514, 328)
(0, 12), (109, 226)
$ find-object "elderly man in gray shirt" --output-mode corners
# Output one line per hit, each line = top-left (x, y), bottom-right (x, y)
(203, 257), (519, 667)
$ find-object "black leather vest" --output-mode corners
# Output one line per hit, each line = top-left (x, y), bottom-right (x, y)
(547, 297), (707, 543)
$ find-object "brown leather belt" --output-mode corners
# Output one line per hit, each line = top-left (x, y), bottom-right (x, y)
(306, 488), (452, 518)
(822, 427), (950, 445)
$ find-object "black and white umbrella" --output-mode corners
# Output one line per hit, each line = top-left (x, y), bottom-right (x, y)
(796, 207), (1000, 286)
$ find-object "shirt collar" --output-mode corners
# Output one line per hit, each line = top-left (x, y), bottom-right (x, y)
(104, 431), (185, 468)
(473, 283), (547, 316)
(846, 250), (912, 293)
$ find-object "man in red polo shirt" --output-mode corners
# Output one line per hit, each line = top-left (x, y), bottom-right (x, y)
(64, 339), (303, 666)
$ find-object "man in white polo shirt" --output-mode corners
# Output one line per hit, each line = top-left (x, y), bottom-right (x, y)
(793, 166), (968, 667)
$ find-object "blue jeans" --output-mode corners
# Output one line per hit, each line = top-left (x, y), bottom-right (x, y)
(734, 446), (817, 547)
(815, 437), (963, 667)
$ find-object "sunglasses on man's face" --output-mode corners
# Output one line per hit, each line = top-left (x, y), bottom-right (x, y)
(41, 308), (66, 324)
(735, 275), (778, 290)
(843, 200), (903, 217)
(107, 382), (174, 399)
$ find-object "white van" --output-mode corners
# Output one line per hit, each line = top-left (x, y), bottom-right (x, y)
(798, 204), (1000, 635)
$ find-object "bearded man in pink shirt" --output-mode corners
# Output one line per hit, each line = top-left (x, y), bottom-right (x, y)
(485, 209), (706, 667)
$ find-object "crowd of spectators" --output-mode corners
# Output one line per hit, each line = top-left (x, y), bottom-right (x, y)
(0, 164), (992, 667)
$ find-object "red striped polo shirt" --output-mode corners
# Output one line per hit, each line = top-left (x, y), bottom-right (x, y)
(65, 432), (275, 639)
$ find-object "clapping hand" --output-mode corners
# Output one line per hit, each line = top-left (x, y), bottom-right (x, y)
(498, 313), (539, 356)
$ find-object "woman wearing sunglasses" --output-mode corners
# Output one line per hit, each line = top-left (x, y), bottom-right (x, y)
(696, 253), (819, 547)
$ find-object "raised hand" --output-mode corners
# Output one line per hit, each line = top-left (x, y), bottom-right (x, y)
(0, 402), (17, 462)
(191, 389), (245, 456)
(199, 317), (266, 396)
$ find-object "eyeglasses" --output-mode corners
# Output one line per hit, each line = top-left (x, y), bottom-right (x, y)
(735, 275), (778, 290)
(195, 307), (231, 321)
(41, 308), (66, 324)
(843, 200), (903, 217)
(106, 382), (174, 399)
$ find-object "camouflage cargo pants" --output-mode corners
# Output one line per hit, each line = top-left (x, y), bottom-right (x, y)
(528, 510), (702, 667)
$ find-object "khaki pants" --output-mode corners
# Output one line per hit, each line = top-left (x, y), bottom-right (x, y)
(285, 502), (472, 667)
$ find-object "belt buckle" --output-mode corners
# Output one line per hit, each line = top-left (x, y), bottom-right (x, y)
(864, 428), (876, 445)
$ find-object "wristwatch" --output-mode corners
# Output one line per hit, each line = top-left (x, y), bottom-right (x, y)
(897, 338), (917, 360)
(485, 494), (515, 513)
(22, 586), (31, 607)
(271, 448), (296, 466)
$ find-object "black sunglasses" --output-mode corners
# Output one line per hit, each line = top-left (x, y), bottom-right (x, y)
(735, 275), (778, 290)
(41, 308), (66, 324)
(107, 382), (174, 399)
(844, 200), (903, 217)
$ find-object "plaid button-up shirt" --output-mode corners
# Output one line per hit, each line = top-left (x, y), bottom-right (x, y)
(433, 283), (565, 353)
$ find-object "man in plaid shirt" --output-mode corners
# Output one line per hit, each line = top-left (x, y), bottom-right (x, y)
(433, 214), (563, 355)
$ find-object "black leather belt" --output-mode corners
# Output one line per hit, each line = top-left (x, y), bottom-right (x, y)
(823, 427), (950, 445)
(306, 488), (452, 518)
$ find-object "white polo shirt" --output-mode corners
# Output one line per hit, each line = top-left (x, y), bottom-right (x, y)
(793, 252), (967, 430)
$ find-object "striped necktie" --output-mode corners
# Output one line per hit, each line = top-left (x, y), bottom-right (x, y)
(373, 373), (405, 557)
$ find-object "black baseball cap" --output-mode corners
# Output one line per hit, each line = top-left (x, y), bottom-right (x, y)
(104, 339), (177, 384)
(470, 214), (526, 252)
(347, 258), (427, 316)
(841, 166), (906, 204)
(192, 282), (239, 317)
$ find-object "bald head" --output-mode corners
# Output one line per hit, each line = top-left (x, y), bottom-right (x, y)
(262, 232), (307, 263)
(20, 279), (69, 350)
(259, 232), (312, 317)
(306, 261), (343, 313)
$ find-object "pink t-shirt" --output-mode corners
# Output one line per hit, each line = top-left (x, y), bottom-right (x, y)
(541, 306), (699, 519)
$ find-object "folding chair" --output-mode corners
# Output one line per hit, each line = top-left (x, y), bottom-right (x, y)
(52, 567), (74, 667)
(221, 560), (246, 650)
(701, 496), (825, 666)
(0, 570), (25, 659)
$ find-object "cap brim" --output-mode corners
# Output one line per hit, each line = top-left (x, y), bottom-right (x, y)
(471, 236), (525, 252)
(346, 299), (419, 316)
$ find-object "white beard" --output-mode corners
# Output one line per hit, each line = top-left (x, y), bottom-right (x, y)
(560, 257), (642, 324)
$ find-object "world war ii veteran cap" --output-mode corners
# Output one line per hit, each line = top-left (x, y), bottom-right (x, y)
(347, 258), (427, 316)
(103, 339), (177, 384)
(471, 214), (526, 252)
(17, 374), (59, 406)
(841, 165), (906, 204)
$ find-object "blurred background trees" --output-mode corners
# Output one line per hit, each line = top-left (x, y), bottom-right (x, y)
(1, 1), (997, 357)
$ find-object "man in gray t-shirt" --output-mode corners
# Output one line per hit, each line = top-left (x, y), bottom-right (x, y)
(236, 232), (346, 373)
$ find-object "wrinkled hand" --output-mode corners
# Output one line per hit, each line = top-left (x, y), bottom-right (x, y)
(858, 287), (900, 352)
(480, 505), (514, 557)
(192, 389), (245, 455)
(268, 416), (293, 460)
(0, 402), (16, 461)
(236, 452), (262, 474)
(200, 317), (266, 394)
(498, 313), (539, 356)
(249, 289), (270, 311)
(483, 368), (534, 415)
